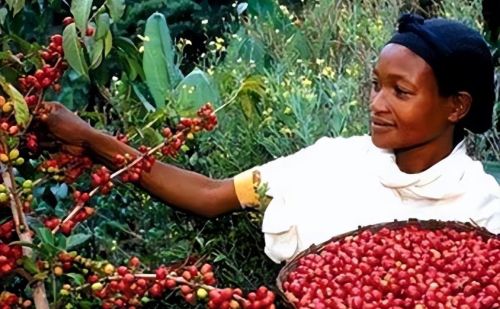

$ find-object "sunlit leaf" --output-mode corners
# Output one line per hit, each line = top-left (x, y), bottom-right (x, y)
(63, 23), (89, 79)
(0, 75), (29, 127)
(106, 0), (126, 21)
(143, 12), (183, 108)
(70, 0), (92, 35)
(67, 233), (91, 250)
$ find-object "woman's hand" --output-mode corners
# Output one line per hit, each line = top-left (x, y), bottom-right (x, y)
(39, 101), (96, 149)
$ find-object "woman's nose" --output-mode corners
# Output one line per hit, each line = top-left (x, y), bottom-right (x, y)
(369, 90), (389, 113)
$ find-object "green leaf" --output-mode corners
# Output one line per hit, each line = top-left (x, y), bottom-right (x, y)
(115, 36), (143, 80)
(95, 13), (110, 40)
(140, 127), (164, 145)
(66, 233), (91, 250)
(106, 0), (126, 21)
(143, 12), (183, 108)
(70, 0), (92, 35)
(65, 273), (85, 285)
(132, 84), (155, 112)
(50, 183), (68, 200)
(0, 8), (8, 25)
(63, 23), (89, 79)
(36, 227), (55, 247)
(0, 76), (29, 127)
(104, 31), (113, 57)
(22, 257), (39, 274)
(90, 39), (104, 69)
(6, 0), (24, 16)
(174, 68), (220, 116)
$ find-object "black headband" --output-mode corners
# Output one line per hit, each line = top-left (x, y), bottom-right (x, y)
(387, 14), (495, 134)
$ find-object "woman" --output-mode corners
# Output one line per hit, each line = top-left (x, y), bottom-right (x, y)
(42, 14), (500, 263)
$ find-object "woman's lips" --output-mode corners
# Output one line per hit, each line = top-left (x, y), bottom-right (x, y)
(370, 116), (395, 132)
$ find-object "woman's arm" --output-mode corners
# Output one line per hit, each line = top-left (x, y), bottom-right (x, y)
(41, 102), (241, 217)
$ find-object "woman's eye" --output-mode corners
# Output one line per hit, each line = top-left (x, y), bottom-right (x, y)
(394, 86), (409, 97)
(371, 80), (380, 91)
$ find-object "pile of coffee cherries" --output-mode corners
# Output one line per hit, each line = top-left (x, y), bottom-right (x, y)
(282, 223), (500, 308)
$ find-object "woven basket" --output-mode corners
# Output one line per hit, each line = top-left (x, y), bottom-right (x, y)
(275, 218), (498, 308)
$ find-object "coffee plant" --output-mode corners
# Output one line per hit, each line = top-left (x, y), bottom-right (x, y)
(0, 1), (280, 308)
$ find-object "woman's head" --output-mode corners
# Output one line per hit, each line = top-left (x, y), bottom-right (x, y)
(370, 14), (495, 151)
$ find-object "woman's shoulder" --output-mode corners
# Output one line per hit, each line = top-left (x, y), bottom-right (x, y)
(311, 134), (373, 153)
(462, 159), (500, 197)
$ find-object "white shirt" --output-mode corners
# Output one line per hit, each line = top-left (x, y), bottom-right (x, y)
(255, 135), (500, 263)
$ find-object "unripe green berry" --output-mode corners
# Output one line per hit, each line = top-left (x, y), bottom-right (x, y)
(22, 180), (33, 189)
(91, 282), (103, 291)
(8, 149), (19, 160)
(0, 192), (8, 202)
(196, 288), (208, 300)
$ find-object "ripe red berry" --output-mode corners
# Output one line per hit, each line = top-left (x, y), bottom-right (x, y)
(85, 27), (95, 36)
(62, 16), (74, 26)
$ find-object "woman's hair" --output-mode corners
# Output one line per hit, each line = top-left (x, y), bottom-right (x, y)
(386, 14), (495, 134)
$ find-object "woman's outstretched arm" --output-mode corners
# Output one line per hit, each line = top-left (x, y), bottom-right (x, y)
(41, 102), (241, 217)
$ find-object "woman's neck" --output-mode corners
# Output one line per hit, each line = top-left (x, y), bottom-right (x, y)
(394, 139), (454, 174)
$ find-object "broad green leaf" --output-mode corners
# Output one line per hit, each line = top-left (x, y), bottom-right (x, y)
(104, 31), (113, 57)
(174, 68), (220, 116)
(115, 37), (143, 80)
(70, 0), (92, 35)
(95, 13), (110, 40)
(140, 127), (164, 145)
(36, 227), (55, 247)
(65, 273), (85, 285)
(50, 183), (68, 200)
(0, 8), (8, 25)
(90, 39), (104, 69)
(63, 23), (89, 79)
(132, 84), (155, 111)
(55, 233), (67, 249)
(143, 12), (183, 108)
(67, 233), (91, 250)
(6, 0), (24, 16)
(106, 0), (125, 21)
(0, 76), (29, 126)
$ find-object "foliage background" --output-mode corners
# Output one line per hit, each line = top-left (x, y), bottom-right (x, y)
(1, 0), (499, 307)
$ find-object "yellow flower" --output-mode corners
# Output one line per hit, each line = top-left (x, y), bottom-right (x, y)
(321, 66), (335, 79)
(301, 77), (312, 87)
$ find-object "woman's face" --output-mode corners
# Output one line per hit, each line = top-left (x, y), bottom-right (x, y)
(370, 43), (455, 151)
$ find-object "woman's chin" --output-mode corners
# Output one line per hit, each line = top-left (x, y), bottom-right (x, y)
(370, 134), (393, 149)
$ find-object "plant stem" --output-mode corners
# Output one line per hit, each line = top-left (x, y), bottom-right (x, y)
(1, 164), (50, 308)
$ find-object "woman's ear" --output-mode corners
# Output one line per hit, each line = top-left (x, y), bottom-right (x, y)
(448, 91), (472, 124)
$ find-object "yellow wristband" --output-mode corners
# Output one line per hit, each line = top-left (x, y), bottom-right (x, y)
(233, 169), (261, 208)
